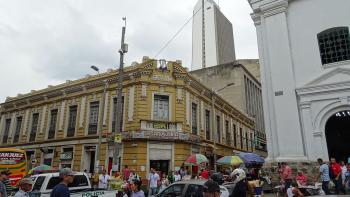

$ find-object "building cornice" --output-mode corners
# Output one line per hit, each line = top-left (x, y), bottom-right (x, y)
(296, 81), (350, 96)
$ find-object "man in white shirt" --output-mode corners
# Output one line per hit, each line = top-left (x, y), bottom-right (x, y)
(98, 169), (110, 189)
(14, 178), (34, 197)
(148, 168), (159, 196)
(174, 171), (181, 182)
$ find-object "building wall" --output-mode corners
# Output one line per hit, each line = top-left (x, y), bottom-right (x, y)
(190, 62), (267, 155)
(249, 0), (350, 162)
(0, 58), (255, 175)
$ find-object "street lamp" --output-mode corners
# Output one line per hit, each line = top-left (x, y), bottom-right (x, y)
(212, 82), (234, 172)
(90, 65), (107, 172)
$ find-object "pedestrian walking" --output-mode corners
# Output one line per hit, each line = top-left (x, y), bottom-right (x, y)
(50, 168), (76, 197)
(0, 170), (11, 196)
(315, 158), (330, 195)
(130, 178), (145, 197)
(174, 171), (181, 182)
(203, 180), (221, 197)
(159, 174), (169, 193)
(0, 171), (7, 197)
(344, 164), (350, 193)
(98, 169), (110, 189)
(14, 178), (34, 197)
(129, 169), (141, 182)
(147, 168), (159, 196)
(330, 157), (346, 194)
(123, 165), (130, 182)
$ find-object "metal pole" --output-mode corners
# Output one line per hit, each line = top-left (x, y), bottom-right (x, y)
(96, 80), (107, 171)
(113, 18), (127, 169)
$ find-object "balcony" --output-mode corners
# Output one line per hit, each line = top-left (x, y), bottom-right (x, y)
(122, 120), (202, 143)
(140, 120), (182, 132)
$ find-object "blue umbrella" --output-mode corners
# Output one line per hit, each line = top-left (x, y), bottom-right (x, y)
(238, 153), (265, 164)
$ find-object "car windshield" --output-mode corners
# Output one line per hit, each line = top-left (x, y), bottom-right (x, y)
(159, 184), (185, 197)
(185, 184), (204, 197)
(46, 175), (89, 190)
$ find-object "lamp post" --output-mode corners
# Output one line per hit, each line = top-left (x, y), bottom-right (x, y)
(90, 65), (107, 172)
(212, 82), (234, 172)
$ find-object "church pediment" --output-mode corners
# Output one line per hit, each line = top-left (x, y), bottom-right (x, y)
(305, 68), (350, 87)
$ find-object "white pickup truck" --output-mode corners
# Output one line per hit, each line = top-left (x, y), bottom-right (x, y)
(29, 172), (117, 197)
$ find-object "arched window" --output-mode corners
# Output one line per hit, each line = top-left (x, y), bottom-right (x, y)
(317, 27), (350, 65)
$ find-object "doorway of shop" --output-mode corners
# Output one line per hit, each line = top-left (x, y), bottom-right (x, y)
(150, 160), (169, 175)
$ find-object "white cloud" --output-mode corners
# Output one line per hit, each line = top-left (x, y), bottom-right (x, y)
(0, 0), (257, 102)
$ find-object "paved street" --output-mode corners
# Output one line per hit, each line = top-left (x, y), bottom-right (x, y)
(264, 194), (341, 197)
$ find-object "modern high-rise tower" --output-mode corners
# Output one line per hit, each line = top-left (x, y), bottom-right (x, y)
(191, 0), (236, 70)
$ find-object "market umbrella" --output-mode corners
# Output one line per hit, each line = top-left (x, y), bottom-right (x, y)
(184, 154), (208, 165)
(216, 156), (243, 166)
(28, 165), (56, 175)
(238, 152), (265, 165)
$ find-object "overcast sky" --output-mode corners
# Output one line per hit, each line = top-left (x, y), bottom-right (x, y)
(0, 0), (257, 102)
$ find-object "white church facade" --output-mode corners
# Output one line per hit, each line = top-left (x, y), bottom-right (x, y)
(248, 0), (350, 163)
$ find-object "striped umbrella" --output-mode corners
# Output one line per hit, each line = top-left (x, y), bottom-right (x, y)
(184, 154), (208, 165)
(216, 156), (243, 166)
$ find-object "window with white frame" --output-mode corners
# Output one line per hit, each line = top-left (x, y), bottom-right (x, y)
(153, 95), (169, 121)
(191, 103), (198, 134)
(88, 102), (99, 135)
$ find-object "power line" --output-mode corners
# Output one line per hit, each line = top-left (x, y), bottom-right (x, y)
(154, 5), (203, 58)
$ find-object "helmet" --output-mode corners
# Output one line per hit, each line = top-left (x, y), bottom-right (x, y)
(230, 168), (246, 184)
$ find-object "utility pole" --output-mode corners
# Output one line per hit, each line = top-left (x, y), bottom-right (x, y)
(113, 17), (128, 170)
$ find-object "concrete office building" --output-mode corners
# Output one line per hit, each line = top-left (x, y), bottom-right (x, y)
(192, 0), (236, 70)
(191, 60), (267, 156)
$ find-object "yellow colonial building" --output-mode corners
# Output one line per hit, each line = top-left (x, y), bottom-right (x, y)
(0, 57), (255, 178)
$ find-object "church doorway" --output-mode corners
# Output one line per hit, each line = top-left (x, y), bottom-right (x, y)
(325, 110), (350, 162)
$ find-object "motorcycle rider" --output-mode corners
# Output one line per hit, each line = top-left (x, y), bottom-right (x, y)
(229, 168), (247, 197)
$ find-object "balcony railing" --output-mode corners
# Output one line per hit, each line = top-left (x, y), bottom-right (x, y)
(140, 120), (182, 132)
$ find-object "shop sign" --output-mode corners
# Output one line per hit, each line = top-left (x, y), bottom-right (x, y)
(123, 130), (201, 143)
(60, 152), (73, 160)
(114, 134), (122, 143)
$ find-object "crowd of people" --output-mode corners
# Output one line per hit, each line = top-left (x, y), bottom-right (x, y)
(277, 158), (350, 196)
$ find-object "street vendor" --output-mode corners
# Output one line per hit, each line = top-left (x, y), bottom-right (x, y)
(296, 171), (307, 186)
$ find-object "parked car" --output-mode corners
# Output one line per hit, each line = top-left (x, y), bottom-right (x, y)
(29, 172), (117, 197)
(156, 180), (229, 197)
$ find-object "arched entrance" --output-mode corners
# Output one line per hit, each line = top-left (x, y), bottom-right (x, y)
(325, 110), (350, 161)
